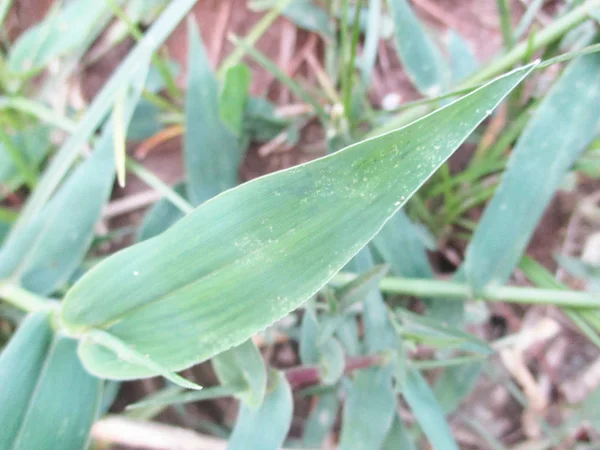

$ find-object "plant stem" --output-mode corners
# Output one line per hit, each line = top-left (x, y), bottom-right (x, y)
(125, 158), (194, 214)
(496, 0), (515, 50)
(331, 273), (600, 308)
(0, 282), (52, 312)
(464, 0), (600, 85)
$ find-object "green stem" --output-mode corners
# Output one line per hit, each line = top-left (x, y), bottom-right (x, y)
(496, 0), (515, 49)
(464, 0), (600, 85)
(0, 282), (53, 312)
(331, 273), (600, 308)
(125, 157), (194, 214)
(218, 0), (292, 77)
(343, 0), (362, 120)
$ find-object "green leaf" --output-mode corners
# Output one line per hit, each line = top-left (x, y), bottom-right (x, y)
(220, 64), (252, 136)
(360, 0), (382, 85)
(0, 62), (148, 295)
(302, 391), (339, 448)
(227, 370), (293, 450)
(12, 0), (197, 231)
(185, 20), (242, 206)
(0, 126), (49, 184)
(381, 414), (416, 450)
(319, 337), (345, 385)
(448, 30), (478, 84)
(403, 366), (459, 450)
(337, 264), (389, 311)
(0, 130), (115, 294)
(136, 183), (187, 242)
(339, 366), (396, 450)
(0, 312), (102, 450)
(388, 0), (447, 95)
(83, 328), (202, 390)
(61, 65), (534, 380)
(465, 47), (600, 294)
(212, 339), (267, 408)
(7, 0), (114, 76)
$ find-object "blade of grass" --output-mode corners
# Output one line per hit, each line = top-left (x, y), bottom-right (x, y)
(229, 34), (328, 123)
(126, 384), (242, 411)
(125, 158), (193, 214)
(343, 0), (362, 120)
(10, 0), (198, 234)
(514, 0), (545, 40)
(219, 0), (292, 77)
(497, 0), (515, 49)
(0, 128), (37, 189)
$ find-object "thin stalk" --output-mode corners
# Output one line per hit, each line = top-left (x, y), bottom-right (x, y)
(106, 0), (182, 100)
(464, 0), (600, 85)
(496, 0), (515, 49)
(0, 96), (78, 132)
(229, 34), (328, 123)
(125, 158), (194, 214)
(218, 0), (292, 77)
(514, 0), (545, 40)
(0, 127), (38, 188)
(343, 0), (362, 119)
(331, 273), (600, 308)
(0, 282), (53, 312)
(340, 0), (350, 111)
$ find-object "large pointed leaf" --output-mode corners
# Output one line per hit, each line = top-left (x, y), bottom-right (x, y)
(465, 49), (600, 293)
(0, 312), (102, 450)
(60, 65), (534, 380)
(184, 21), (242, 206)
(227, 370), (293, 450)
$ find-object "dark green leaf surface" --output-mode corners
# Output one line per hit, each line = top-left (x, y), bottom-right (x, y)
(0, 312), (102, 450)
(212, 339), (267, 408)
(0, 126), (49, 184)
(388, 0), (447, 95)
(227, 370), (292, 450)
(184, 21), (242, 206)
(339, 366), (396, 450)
(61, 66), (533, 380)
(465, 49), (600, 293)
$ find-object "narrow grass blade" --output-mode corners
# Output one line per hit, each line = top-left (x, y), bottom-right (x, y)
(381, 414), (416, 450)
(1, 313), (102, 450)
(0, 311), (53, 448)
(339, 366), (396, 450)
(136, 183), (187, 242)
(220, 64), (252, 136)
(11, 0), (197, 232)
(113, 89), (128, 187)
(514, 0), (545, 40)
(388, 0), (447, 95)
(337, 264), (389, 310)
(448, 30), (478, 84)
(302, 391), (339, 448)
(7, 0), (114, 76)
(185, 21), (242, 206)
(61, 65), (535, 380)
(0, 126), (49, 185)
(360, 0), (382, 85)
(403, 366), (459, 450)
(347, 248), (396, 352)
(465, 48), (600, 293)
(0, 130), (115, 294)
(212, 339), (267, 408)
(227, 370), (292, 450)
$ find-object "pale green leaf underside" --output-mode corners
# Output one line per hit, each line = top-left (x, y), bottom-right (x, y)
(61, 65), (534, 380)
